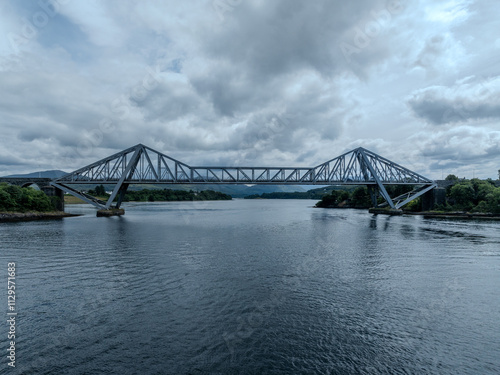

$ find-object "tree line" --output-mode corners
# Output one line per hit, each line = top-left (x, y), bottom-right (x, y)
(0, 183), (58, 212)
(439, 175), (500, 213)
(315, 176), (500, 213)
(87, 185), (232, 202)
(315, 185), (417, 210)
(244, 191), (325, 200)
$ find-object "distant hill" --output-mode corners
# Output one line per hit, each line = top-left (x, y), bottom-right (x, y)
(245, 185), (371, 200)
(306, 185), (358, 195)
(129, 184), (307, 198)
(66, 183), (307, 198)
(141, 184), (306, 197)
(2, 170), (67, 178)
(240, 184), (306, 197)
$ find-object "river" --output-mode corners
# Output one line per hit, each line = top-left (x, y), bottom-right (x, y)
(1, 199), (499, 374)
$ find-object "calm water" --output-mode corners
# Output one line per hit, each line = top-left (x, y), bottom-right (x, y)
(1, 199), (499, 374)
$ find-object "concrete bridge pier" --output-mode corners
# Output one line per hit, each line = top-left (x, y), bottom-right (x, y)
(41, 186), (65, 211)
(421, 187), (446, 211)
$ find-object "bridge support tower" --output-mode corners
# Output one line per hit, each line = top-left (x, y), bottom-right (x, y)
(421, 187), (446, 211)
(41, 185), (65, 211)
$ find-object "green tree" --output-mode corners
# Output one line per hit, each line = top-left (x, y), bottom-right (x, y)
(485, 189), (500, 213)
(316, 191), (339, 207)
(0, 183), (53, 212)
(471, 179), (495, 204)
(316, 189), (351, 208)
(0, 189), (15, 211)
(449, 183), (475, 209)
(5, 185), (23, 203)
(404, 197), (421, 212)
(351, 187), (371, 208)
(338, 190), (349, 202)
(445, 174), (459, 181)
(95, 184), (106, 196)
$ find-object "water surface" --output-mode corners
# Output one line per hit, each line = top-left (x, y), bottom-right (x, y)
(1, 200), (499, 374)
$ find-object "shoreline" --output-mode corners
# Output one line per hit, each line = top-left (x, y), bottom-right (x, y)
(0, 211), (81, 222)
(319, 206), (500, 220)
(368, 207), (500, 220)
(410, 211), (500, 220)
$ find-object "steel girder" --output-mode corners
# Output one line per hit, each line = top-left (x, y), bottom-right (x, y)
(51, 144), (436, 210)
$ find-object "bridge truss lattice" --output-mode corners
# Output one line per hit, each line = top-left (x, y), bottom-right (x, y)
(51, 144), (436, 210)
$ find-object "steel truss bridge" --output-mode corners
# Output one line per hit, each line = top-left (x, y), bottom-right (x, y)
(51, 144), (437, 211)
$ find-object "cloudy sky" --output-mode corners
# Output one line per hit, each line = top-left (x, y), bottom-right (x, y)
(1, 0), (499, 179)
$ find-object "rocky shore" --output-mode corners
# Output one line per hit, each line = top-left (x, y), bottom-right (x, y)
(369, 208), (500, 220)
(0, 212), (80, 222)
(96, 208), (125, 217)
(416, 212), (500, 220)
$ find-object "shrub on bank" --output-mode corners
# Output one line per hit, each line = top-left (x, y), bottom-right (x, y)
(0, 183), (54, 212)
(121, 188), (232, 202)
(448, 179), (500, 213)
(315, 185), (412, 209)
(315, 179), (500, 213)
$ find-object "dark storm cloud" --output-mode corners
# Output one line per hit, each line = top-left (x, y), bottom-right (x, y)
(203, 1), (359, 78)
(189, 68), (255, 117)
(192, 0), (391, 114)
(131, 78), (202, 122)
(129, 0), (361, 153)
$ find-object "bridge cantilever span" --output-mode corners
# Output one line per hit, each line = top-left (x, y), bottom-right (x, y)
(51, 144), (436, 210)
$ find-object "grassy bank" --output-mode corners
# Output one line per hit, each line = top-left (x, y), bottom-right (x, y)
(64, 195), (107, 204)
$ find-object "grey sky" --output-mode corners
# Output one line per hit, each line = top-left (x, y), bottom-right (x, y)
(1, 0), (499, 179)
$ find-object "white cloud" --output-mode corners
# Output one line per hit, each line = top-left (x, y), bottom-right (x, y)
(425, 0), (473, 24)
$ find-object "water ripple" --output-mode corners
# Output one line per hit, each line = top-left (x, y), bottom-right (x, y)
(1, 202), (499, 374)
